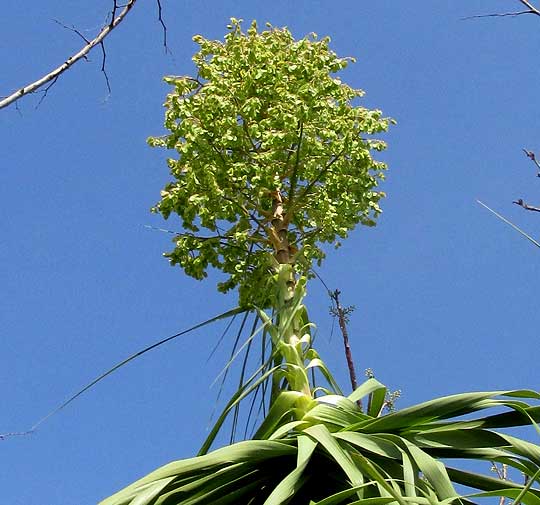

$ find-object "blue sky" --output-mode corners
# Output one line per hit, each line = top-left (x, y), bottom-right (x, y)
(2, 1), (540, 503)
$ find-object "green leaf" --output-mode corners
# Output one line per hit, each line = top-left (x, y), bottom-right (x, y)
(254, 391), (313, 439)
(303, 424), (365, 487)
(348, 378), (387, 405)
(477, 200), (540, 248)
(263, 434), (317, 504)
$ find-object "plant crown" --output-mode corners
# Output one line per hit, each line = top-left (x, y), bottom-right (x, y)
(149, 19), (392, 306)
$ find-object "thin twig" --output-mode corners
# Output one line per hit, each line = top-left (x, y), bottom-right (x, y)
(462, 11), (531, 20)
(156, 0), (170, 53)
(35, 76), (59, 109)
(513, 199), (540, 212)
(523, 149), (540, 176)
(520, 0), (540, 16)
(509, 150), (540, 213)
(462, 0), (540, 20)
(490, 462), (508, 505)
(99, 42), (112, 96)
(0, 430), (34, 441)
(0, 0), (137, 110)
(53, 19), (90, 43)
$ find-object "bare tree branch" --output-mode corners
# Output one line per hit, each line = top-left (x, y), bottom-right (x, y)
(0, 0), (137, 110)
(519, 0), (540, 16)
(523, 148), (540, 176)
(512, 149), (540, 213)
(513, 199), (540, 212)
(0, 430), (34, 441)
(462, 0), (540, 20)
(52, 18), (112, 100)
(462, 12), (531, 20)
(99, 41), (112, 96)
(156, 0), (170, 53)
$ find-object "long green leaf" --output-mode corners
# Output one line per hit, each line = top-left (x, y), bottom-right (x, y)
(405, 443), (457, 500)
(100, 439), (296, 505)
(28, 307), (246, 433)
(515, 468), (540, 505)
(199, 361), (279, 454)
(335, 432), (403, 460)
(263, 434), (317, 505)
(348, 378), (387, 405)
(477, 200), (540, 248)
(447, 466), (540, 499)
(354, 390), (539, 433)
(304, 424), (365, 487)
(254, 390), (311, 439)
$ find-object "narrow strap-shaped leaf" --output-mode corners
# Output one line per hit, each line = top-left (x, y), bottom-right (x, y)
(106, 439), (295, 499)
(101, 478), (176, 505)
(211, 315), (270, 387)
(309, 481), (397, 505)
(447, 466), (540, 500)
(356, 391), (537, 433)
(130, 477), (177, 505)
(401, 449), (417, 499)
(348, 378), (387, 405)
(155, 467), (269, 505)
(514, 467), (540, 505)
(367, 383), (388, 418)
(470, 489), (540, 505)
(413, 428), (508, 450)
(496, 432), (540, 466)
(334, 432), (403, 460)
(477, 200), (540, 249)
(263, 434), (317, 505)
(363, 433), (458, 500)
(27, 307), (247, 434)
(254, 390), (310, 439)
(405, 443), (457, 500)
(306, 357), (344, 395)
(199, 362), (279, 454)
(304, 402), (365, 429)
(304, 424), (365, 487)
(269, 420), (311, 440)
(306, 425), (414, 504)
(470, 405), (540, 430)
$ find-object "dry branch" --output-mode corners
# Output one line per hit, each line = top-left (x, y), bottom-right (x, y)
(0, 0), (137, 110)
(523, 148), (540, 176)
(512, 149), (540, 213)
(462, 0), (540, 20)
(513, 199), (540, 212)
(519, 0), (540, 16)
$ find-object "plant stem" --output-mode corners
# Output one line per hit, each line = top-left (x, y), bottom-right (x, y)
(330, 289), (359, 400)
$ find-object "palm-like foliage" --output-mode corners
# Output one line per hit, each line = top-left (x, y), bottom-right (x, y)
(102, 380), (540, 504)
(101, 272), (540, 505)
(101, 21), (540, 505)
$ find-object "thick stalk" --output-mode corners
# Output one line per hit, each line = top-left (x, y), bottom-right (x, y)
(268, 265), (311, 400)
(266, 190), (312, 399)
(268, 189), (292, 265)
(330, 290), (360, 400)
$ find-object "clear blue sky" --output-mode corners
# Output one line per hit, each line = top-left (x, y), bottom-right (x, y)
(2, 1), (540, 503)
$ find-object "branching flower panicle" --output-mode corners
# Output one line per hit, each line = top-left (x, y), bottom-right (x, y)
(149, 19), (393, 306)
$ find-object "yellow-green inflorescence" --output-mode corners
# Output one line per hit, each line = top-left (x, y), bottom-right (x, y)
(149, 19), (393, 308)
